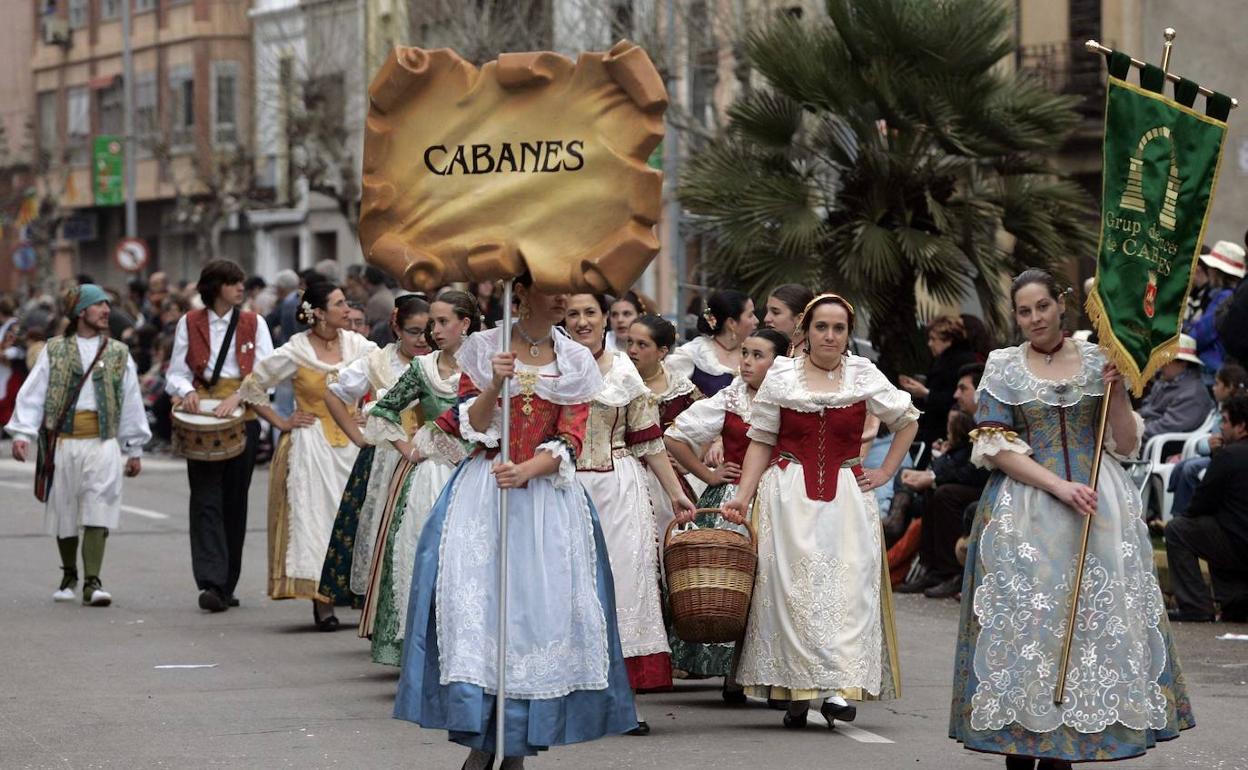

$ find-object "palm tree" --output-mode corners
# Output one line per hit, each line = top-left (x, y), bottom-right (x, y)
(679, 0), (1097, 375)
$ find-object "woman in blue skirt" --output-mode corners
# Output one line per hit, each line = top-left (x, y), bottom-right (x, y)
(393, 277), (637, 769)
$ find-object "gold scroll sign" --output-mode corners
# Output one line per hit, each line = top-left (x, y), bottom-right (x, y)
(1120, 126), (1180, 231)
(359, 41), (668, 294)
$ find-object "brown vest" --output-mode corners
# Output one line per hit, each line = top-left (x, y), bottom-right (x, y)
(185, 308), (258, 388)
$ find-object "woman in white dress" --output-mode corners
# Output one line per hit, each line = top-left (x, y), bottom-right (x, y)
(314, 295), (429, 629)
(723, 294), (917, 729)
(238, 282), (376, 626)
(565, 294), (696, 734)
(626, 314), (703, 559)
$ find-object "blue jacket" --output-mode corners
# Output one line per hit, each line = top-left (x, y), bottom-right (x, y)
(1184, 286), (1232, 373)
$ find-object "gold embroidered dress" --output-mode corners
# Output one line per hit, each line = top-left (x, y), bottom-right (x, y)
(240, 330), (377, 599)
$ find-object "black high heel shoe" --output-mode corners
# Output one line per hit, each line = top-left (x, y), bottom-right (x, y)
(820, 700), (857, 724)
(721, 687), (747, 705)
(626, 720), (650, 736)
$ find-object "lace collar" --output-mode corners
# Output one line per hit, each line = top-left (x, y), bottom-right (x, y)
(459, 325), (602, 405)
(655, 362), (697, 401)
(416, 350), (460, 398)
(594, 350), (648, 407)
(287, 329), (377, 372)
(679, 335), (737, 376)
(757, 353), (892, 412)
(979, 340), (1105, 408)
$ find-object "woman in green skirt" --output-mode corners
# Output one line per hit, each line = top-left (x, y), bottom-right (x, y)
(359, 290), (479, 664)
(663, 327), (789, 691)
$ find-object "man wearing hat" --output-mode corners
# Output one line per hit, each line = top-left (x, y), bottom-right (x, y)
(1185, 239), (1246, 380)
(1138, 333), (1215, 444)
(4, 284), (150, 606)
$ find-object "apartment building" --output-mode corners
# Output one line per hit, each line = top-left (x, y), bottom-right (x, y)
(31, 0), (253, 286)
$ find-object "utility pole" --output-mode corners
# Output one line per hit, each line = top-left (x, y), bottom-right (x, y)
(122, 0), (137, 238)
(663, 0), (687, 336)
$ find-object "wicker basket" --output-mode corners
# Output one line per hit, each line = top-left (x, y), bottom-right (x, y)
(664, 510), (757, 644)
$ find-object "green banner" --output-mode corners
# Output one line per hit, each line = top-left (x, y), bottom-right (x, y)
(93, 135), (124, 207)
(1087, 57), (1229, 395)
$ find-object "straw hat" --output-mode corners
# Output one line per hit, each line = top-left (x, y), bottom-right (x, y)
(1200, 240), (1246, 279)
(1174, 333), (1202, 365)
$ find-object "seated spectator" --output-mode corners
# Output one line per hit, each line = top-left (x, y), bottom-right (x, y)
(1184, 240), (1244, 384)
(1169, 364), (1248, 516)
(1138, 334), (1214, 444)
(893, 410), (990, 597)
(899, 315), (979, 450)
(1164, 394), (1248, 622)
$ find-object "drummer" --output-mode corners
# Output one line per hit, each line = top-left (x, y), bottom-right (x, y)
(166, 259), (274, 613)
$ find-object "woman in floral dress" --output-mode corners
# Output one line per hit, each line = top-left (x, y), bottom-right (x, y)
(949, 269), (1192, 769)
(359, 290), (478, 664)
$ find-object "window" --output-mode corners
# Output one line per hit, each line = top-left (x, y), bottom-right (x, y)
(37, 91), (58, 158)
(304, 72), (345, 138)
(100, 0), (121, 20)
(135, 0), (158, 11)
(168, 65), (194, 148)
(98, 80), (123, 136)
(135, 72), (157, 156)
(68, 0), (88, 29)
(212, 61), (240, 146)
(67, 86), (89, 164)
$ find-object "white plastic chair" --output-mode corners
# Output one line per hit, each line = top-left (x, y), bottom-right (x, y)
(1143, 408), (1218, 522)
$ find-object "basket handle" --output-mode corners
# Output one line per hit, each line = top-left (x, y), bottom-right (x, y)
(663, 507), (757, 550)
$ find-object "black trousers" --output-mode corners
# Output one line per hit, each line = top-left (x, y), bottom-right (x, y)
(187, 421), (259, 596)
(1164, 514), (1248, 618)
(918, 483), (983, 578)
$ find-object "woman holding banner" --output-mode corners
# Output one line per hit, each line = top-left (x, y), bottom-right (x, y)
(392, 277), (636, 768)
(949, 269), (1193, 768)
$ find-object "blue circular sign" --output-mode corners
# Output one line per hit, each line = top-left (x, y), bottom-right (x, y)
(11, 243), (36, 272)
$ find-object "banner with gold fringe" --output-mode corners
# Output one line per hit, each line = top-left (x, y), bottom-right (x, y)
(1086, 50), (1230, 396)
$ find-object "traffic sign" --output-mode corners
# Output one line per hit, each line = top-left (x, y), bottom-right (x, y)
(113, 237), (149, 272)
(10, 242), (37, 272)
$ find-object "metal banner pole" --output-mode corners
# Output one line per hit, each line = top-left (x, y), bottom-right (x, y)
(495, 279), (513, 757)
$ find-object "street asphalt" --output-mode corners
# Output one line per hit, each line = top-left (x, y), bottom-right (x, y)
(1, 449), (1245, 770)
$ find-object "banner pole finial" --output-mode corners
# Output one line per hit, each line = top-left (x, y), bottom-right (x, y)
(1161, 27), (1177, 73)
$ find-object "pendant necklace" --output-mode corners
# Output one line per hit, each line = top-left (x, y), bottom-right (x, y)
(808, 355), (844, 381)
(515, 323), (551, 358)
(1031, 338), (1064, 365)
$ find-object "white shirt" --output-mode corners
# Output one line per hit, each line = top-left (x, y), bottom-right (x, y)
(5, 335), (152, 457)
(165, 308), (275, 398)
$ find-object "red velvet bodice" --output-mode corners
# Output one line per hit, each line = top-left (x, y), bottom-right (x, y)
(434, 373), (589, 465)
(772, 401), (867, 501)
(723, 412), (751, 467)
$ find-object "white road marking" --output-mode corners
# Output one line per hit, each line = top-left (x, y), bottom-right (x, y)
(0, 480), (170, 519)
(834, 723), (894, 743)
(154, 664), (218, 669)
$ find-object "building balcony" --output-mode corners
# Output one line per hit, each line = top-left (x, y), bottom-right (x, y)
(1017, 39), (1111, 123)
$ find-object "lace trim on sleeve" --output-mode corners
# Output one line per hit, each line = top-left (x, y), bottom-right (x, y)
(537, 438), (577, 489)
(1103, 410), (1145, 461)
(746, 427), (778, 446)
(458, 396), (501, 447)
(970, 425), (1032, 469)
(415, 423), (468, 466)
(363, 412), (408, 446)
(238, 374), (271, 406)
(630, 436), (666, 458)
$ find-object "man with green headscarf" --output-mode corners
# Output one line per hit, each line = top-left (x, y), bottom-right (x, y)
(5, 284), (150, 606)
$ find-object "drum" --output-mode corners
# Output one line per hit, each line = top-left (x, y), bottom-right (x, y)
(172, 399), (247, 462)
